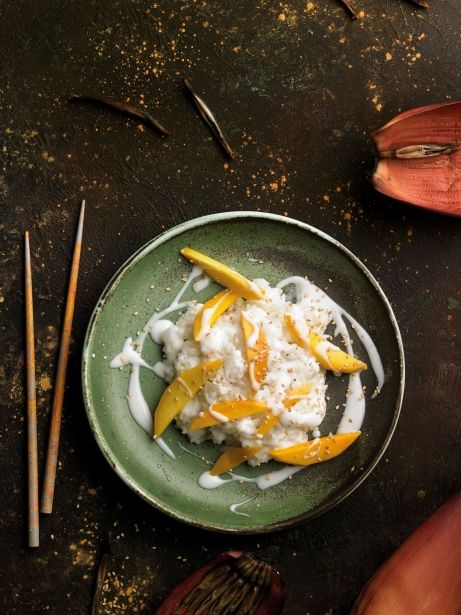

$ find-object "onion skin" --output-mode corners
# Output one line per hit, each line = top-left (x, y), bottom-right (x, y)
(351, 491), (461, 615)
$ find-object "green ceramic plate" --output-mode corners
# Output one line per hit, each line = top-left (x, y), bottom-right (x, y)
(82, 212), (404, 533)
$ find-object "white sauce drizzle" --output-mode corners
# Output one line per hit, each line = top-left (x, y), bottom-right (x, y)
(177, 441), (210, 461)
(199, 304), (218, 339)
(277, 276), (385, 434)
(127, 364), (152, 433)
(229, 496), (256, 517)
(193, 276), (211, 293)
(150, 320), (173, 344)
(255, 465), (305, 489)
(155, 437), (176, 459)
(198, 465), (305, 491)
(291, 314), (310, 347)
(342, 312), (385, 398)
(110, 337), (153, 370)
(242, 312), (262, 392)
(314, 340), (337, 364)
(153, 361), (170, 380)
(110, 265), (201, 455)
(198, 472), (238, 489)
(337, 372), (365, 434)
(242, 311), (259, 347)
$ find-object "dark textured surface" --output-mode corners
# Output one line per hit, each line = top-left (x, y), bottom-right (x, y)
(0, 1), (460, 613)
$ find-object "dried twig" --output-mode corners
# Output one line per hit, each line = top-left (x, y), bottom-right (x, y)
(182, 78), (236, 160)
(69, 95), (170, 136)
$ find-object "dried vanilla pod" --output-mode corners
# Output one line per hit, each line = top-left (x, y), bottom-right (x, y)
(182, 78), (237, 160)
(154, 550), (285, 615)
(69, 95), (170, 136)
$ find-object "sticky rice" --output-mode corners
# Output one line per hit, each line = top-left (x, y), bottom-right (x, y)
(160, 278), (334, 465)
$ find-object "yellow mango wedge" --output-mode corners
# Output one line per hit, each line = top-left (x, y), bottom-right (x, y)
(283, 383), (313, 409)
(270, 431), (360, 466)
(284, 314), (309, 348)
(193, 289), (238, 342)
(180, 247), (263, 300)
(153, 358), (223, 438)
(189, 399), (267, 430)
(210, 446), (262, 476)
(256, 412), (279, 436)
(309, 332), (367, 373)
(241, 312), (269, 391)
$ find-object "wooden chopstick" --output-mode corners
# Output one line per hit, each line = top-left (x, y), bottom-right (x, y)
(41, 200), (85, 514)
(24, 232), (39, 547)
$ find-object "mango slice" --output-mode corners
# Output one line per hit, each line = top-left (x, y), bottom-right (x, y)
(194, 289), (239, 342)
(309, 332), (367, 373)
(241, 312), (269, 391)
(284, 314), (309, 349)
(153, 358), (223, 438)
(210, 446), (262, 476)
(270, 431), (360, 466)
(189, 399), (267, 430)
(181, 247), (263, 300)
(283, 383), (313, 409)
(256, 412), (279, 436)
(253, 385), (313, 439)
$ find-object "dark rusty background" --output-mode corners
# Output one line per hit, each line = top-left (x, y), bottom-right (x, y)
(1, 1), (461, 613)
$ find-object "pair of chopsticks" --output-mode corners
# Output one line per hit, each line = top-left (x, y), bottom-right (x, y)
(24, 200), (85, 547)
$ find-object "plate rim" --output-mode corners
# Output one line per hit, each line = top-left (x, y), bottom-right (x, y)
(82, 211), (405, 533)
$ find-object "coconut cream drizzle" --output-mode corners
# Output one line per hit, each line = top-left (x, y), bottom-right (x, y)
(290, 314), (310, 348)
(277, 276), (385, 434)
(155, 437), (176, 459)
(197, 465), (305, 491)
(152, 361), (170, 380)
(110, 268), (384, 499)
(242, 312), (260, 348)
(314, 340), (337, 364)
(110, 337), (153, 371)
(193, 275), (211, 293)
(228, 497), (256, 517)
(110, 265), (202, 458)
(199, 304), (218, 339)
(150, 320), (173, 344)
(242, 312), (262, 392)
